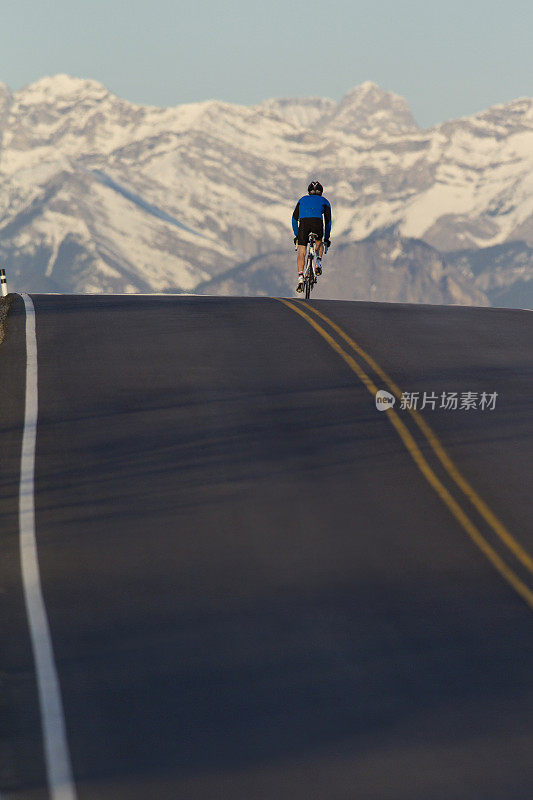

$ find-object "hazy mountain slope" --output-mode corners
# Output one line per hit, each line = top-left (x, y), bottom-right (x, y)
(446, 241), (533, 308)
(197, 236), (490, 307)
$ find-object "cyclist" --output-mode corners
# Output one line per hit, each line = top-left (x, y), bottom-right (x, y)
(292, 181), (332, 292)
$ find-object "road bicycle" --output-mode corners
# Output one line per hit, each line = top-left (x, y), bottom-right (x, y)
(297, 233), (328, 299)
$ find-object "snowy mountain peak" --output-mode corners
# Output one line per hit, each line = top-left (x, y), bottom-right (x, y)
(324, 82), (419, 137)
(438, 97), (533, 140)
(18, 74), (110, 104)
(477, 96), (533, 131)
(257, 95), (336, 130)
(258, 82), (418, 138)
(340, 81), (388, 101)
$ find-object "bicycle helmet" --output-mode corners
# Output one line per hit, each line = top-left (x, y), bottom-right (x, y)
(308, 181), (323, 195)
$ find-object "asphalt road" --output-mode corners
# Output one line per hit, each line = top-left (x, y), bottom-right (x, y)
(1, 294), (532, 799)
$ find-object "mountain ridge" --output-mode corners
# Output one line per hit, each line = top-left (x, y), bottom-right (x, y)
(0, 74), (532, 305)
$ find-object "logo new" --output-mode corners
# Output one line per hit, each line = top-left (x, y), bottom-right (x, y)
(375, 390), (396, 411)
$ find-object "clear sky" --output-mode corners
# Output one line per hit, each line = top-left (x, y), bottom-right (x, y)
(1, 0), (531, 127)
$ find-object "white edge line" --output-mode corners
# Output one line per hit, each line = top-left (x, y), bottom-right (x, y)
(18, 293), (77, 800)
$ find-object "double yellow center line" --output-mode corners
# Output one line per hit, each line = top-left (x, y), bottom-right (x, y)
(279, 298), (533, 611)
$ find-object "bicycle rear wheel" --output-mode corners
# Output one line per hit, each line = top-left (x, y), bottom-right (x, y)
(305, 254), (314, 299)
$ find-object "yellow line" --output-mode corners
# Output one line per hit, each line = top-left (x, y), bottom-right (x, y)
(278, 298), (533, 610)
(300, 301), (533, 576)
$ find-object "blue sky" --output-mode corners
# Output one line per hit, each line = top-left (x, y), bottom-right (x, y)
(1, 0), (531, 127)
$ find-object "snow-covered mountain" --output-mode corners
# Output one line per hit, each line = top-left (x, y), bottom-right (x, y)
(0, 74), (532, 304)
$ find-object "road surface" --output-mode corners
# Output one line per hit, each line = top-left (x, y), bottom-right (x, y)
(1, 293), (532, 799)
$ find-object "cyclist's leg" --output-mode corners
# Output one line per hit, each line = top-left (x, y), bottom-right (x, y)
(297, 245), (306, 273)
(316, 217), (324, 259)
(312, 237), (324, 275)
(297, 219), (312, 274)
(296, 229), (306, 291)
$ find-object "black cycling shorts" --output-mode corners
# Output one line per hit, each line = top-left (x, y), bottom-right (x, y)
(297, 217), (323, 246)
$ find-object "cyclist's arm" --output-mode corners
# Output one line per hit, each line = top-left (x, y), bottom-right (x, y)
(323, 200), (332, 241)
(292, 202), (300, 238)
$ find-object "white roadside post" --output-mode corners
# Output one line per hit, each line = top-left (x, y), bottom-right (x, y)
(0, 268), (7, 297)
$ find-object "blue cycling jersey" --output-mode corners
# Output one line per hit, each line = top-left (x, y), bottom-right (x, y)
(292, 194), (332, 239)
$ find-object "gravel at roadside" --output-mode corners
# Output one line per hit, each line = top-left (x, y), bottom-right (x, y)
(0, 295), (13, 346)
